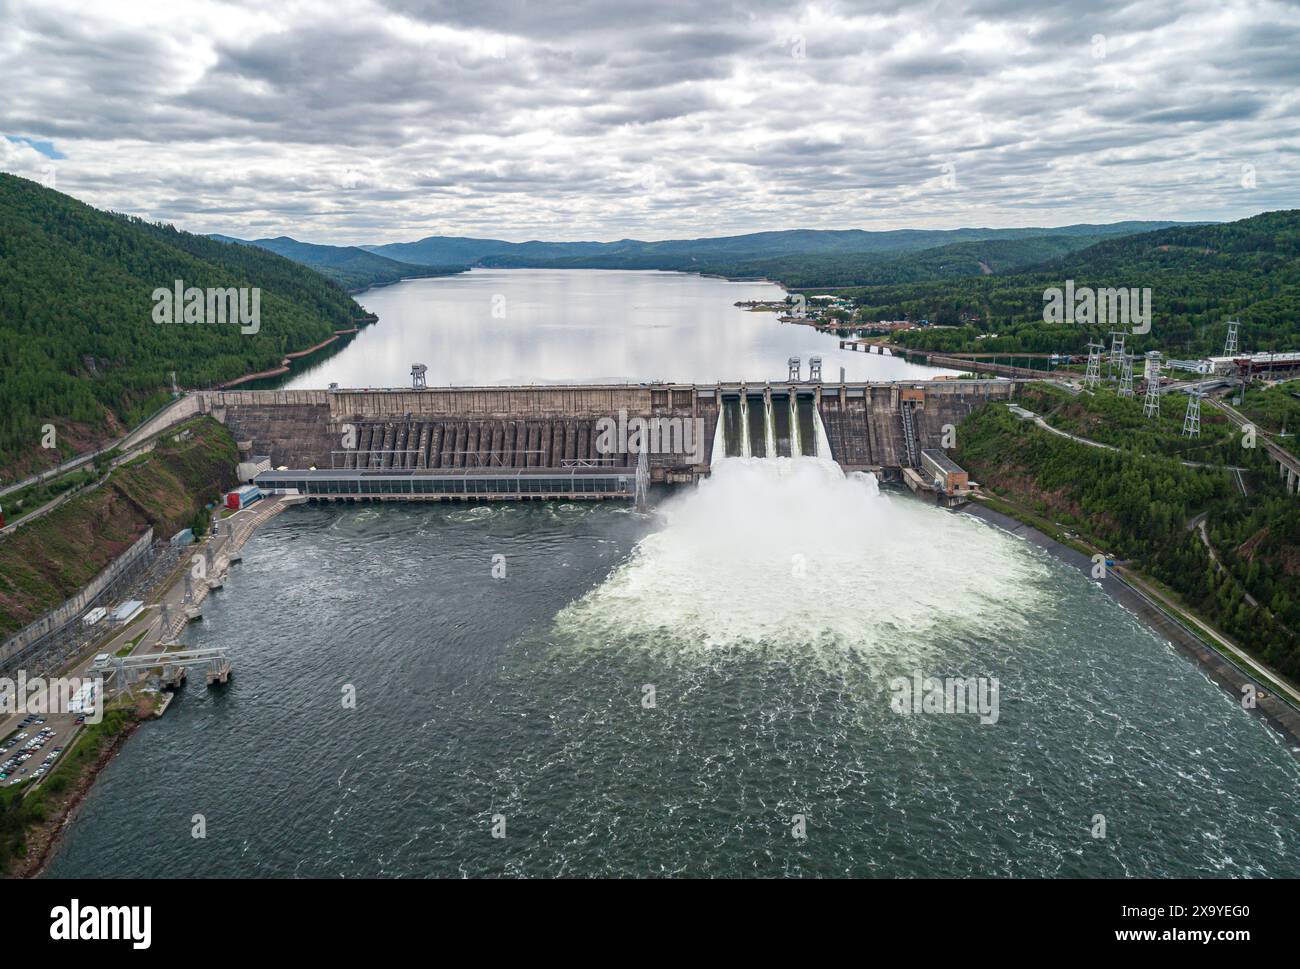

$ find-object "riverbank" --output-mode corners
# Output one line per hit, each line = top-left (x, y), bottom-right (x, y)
(7, 701), (151, 879)
(5, 493), (297, 879)
(216, 327), (360, 388)
(960, 498), (1300, 750)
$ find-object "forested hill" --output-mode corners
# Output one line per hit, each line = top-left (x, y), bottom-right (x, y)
(213, 235), (465, 292)
(586, 232), (1121, 288)
(0, 174), (366, 480)
(864, 209), (1300, 358)
(364, 220), (1190, 285)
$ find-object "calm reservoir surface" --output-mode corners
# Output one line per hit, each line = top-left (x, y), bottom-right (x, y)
(281, 268), (950, 388)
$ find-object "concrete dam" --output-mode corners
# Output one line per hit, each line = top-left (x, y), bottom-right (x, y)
(195, 380), (1017, 501)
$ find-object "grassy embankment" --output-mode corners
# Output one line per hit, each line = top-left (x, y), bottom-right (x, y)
(956, 383), (1300, 683)
(0, 416), (237, 638)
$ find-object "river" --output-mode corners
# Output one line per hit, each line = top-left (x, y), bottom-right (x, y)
(44, 271), (1300, 877)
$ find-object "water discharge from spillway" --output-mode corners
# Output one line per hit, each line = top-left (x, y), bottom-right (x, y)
(561, 426), (1047, 663)
(713, 394), (830, 467)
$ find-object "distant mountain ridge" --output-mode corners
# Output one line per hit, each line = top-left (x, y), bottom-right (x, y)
(224, 220), (1206, 292)
(211, 234), (463, 292)
(361, 222), (1198, 272)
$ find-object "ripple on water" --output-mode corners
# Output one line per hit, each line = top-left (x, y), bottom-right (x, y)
(40, 479), (1300, 879)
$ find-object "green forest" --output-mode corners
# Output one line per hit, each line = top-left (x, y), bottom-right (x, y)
(856, 210), (1300, 359)
(216, 235), (464, 292)
(0, 174), (370, 478)
(957, 386), (1300, 680)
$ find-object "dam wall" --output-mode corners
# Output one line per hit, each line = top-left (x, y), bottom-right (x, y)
(816, 379), (1017, 470)
(194, 380), (1014, 480)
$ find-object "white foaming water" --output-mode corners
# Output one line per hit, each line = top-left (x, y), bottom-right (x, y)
(555, 455), (1048, 662)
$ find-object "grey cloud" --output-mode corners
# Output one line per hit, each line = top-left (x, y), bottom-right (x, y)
(1, 0), (1296, 241)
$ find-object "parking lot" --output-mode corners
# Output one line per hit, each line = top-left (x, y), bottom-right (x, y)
(0, 713), (80, 789)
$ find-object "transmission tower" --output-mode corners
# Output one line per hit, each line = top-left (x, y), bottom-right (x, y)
(1118, 352), (1135, 397)
(1143, 352), (1161, 419)
(1223, 320), (1240, 357)
(1107, 332), (1126, 380)
(1084, 341), (1104, 389)
(1182, 389), (1202, 438)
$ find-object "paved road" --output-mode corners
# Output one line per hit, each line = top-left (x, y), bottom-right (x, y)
(1208, 396), (1300, 479)
(1005, 402), (1245, 472)
(0, 396), (188, 499)
(1120, 568), (1300, 709)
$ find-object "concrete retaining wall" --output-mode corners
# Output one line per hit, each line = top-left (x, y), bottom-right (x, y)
(0, 528), (155, 668)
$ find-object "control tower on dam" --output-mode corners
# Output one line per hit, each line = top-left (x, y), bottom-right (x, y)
(193, 379), (1016, 499)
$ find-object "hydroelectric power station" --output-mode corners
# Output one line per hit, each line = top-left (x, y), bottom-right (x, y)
(188, 379), (1017, 503)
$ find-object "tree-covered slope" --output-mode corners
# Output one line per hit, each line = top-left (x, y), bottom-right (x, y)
(572, 232), (1114, 288)
(0, 174), (367, 479)
(365, 221), (1190, 281)
(216, 235), (465, 291)
(871, 210), (1300, 357)
(957, 387), (1300, 681)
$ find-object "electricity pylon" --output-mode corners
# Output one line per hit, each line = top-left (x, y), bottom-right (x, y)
(1108, 331), (1126, 379)
(1084, 341), (1104, 389)
(1118, 352), (1135, 397)
(1143, 353), (1161, 419)
(1182, 389), (1201, 438)
(1223, 320), (1239, 357)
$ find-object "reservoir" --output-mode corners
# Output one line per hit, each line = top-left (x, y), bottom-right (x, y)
(281, 268), (949, 388)
(44, 271), (1300, 877)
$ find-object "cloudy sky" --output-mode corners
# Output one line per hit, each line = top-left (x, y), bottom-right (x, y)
(1, 0), (1297, 243)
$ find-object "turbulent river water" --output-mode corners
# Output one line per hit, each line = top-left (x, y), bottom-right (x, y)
(47, 458), (1300, 877)
(44, 270), (1300, 877)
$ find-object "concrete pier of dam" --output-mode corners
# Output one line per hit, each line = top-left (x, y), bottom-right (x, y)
(192, 379), (1017, 499)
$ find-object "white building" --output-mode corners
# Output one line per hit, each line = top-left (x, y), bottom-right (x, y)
(110, 600), (144, 624)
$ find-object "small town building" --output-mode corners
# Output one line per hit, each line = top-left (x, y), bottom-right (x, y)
(226, 484), (263, 510)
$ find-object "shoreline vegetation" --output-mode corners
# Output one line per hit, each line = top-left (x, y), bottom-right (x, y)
(960, 498), (1300, 749)
(215, 326), (361, 389)
(953, 384), (1300, 744)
